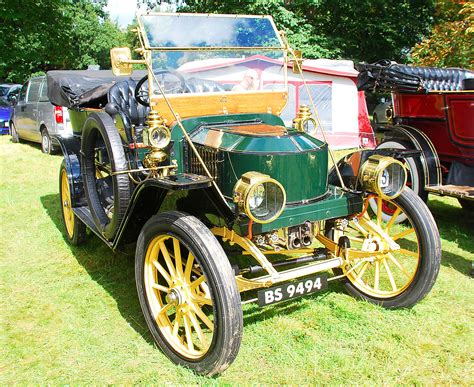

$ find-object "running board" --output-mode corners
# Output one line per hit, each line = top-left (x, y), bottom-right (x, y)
(235, 257), (343, 292)
(72, 206), (113, 247)
(426, 185), (474, 200)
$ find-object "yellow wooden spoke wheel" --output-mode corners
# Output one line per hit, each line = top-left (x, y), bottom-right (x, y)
(59, 161), (86, 245)
(144, 234), (214, 358)
(328, 189), (441, 308)
(135, 211), (243, 376)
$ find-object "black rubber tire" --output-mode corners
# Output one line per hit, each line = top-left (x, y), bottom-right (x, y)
(81, 112), (130, 240)
(135, 211), (243, 376)
(332, 189), (441, 309)
(10, 122), (19, 143)
(59, 161), (86, 245)
(458, 198), (474, 212)
(41, 128), (54, 154)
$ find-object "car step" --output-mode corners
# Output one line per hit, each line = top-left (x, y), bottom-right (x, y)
(425, 184), (474, 200)
(72, 206), (113, 247)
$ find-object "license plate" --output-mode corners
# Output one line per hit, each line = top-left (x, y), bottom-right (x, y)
(257, 273), (328, 307)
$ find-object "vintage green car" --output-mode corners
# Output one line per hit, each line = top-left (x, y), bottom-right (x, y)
(48, 13), (441, 375)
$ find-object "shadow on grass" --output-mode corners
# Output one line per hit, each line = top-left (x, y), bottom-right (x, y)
(428, 198), (474, 275)
(16, 138), (42, 151)
(40, 193), (155, 346)
(241, 286), (340, 327)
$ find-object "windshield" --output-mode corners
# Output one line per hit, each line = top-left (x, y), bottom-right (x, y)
(138, 14), (287, 97)
(140, 14), (283, 49)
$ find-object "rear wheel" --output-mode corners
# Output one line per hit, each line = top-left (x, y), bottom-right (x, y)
(81, 112), (130, 240)
(59, 161), (86, 245)
(135, 211), (243, 376)
(329, 189), (441, 308)
(41, 128), (53, 154)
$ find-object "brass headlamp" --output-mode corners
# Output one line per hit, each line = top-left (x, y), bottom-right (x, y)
(359, 155), (407, 200)
(292, 105), (318, 136)
(233, 172), (286, 224)
(142, 111), (171, 168)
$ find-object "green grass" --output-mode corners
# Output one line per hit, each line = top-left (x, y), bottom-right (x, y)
(1, 136), (473, 384)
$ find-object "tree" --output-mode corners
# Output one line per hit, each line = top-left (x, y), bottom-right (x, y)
(411, 1), (473, 68)
(177, 0), (338, 59)
(176, 0), (435, 62)
(303, 0), (435, 63)
(0, 0), (126, 83)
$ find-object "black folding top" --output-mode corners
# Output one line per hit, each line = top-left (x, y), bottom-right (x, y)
(47, 70), (147, 108)
(356, 60), (474, 93)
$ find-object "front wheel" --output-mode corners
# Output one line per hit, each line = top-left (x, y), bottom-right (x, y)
(59, 161), (86, 245)
(329, 189), (441, 308)
(135, 211), (243, 376)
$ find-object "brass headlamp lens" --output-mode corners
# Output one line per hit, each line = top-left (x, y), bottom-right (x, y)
(359, 155), (407, 200)
(234, 172), (286, 224)
(149, 125), (171, 149)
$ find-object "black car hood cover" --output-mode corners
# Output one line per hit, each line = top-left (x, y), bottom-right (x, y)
(47, 70), (147, 109)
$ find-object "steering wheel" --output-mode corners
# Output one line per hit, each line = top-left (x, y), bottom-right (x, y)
(135, 70), (187, 107)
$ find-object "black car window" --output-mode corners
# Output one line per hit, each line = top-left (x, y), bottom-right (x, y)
(19, 83), (28, 103)
(39, 80), (49, 102)
(0, 86), (9, 97)
(7, 86), (20, 102)
(0, 98), (9, 107)
(27, 79), (43, 103)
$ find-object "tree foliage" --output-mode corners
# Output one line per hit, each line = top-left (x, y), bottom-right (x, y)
(0, 0), (126, 83)
(411, 1), (473, 68)
(176, 0), (435, 63)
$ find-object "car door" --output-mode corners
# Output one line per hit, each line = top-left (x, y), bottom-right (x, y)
(23, 78), (43, 141)
(37, 78), (54, 138)
(13, 82), (29, 138)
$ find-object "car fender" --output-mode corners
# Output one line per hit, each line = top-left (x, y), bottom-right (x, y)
(53, 135), (85, 207)
(112, 182), (234, 249)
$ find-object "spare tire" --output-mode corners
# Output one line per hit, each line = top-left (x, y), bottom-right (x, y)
(81, 112), (130, 240)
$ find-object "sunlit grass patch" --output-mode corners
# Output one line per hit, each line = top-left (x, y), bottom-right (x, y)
(0, 136), (473, 384)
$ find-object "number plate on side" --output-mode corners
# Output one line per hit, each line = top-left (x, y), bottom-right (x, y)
(257, 274), (328, 307)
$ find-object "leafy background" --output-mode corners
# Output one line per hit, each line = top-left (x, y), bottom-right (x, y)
(1, 0), (472, 84)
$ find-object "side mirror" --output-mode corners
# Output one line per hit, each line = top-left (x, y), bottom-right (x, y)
(10, 95), (17, 105)
(110, 47), (133, 76)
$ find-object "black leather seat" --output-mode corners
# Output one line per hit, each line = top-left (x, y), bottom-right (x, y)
(106, 79), (149, 143)
(391, 64), (474, 92)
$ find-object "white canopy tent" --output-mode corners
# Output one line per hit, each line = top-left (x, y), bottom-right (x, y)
(178, 56), (375, 149)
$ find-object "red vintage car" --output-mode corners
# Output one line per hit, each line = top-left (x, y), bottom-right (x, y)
(357, 61), (474, 213)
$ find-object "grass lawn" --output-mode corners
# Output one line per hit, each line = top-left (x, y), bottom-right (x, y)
(1, 136), (473, 384)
